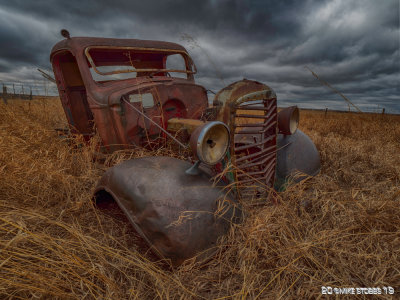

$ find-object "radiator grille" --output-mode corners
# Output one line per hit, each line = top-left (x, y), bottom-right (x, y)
(231, 97), (277, 198)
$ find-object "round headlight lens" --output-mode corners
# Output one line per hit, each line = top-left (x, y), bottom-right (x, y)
(190, 121), (230, 165)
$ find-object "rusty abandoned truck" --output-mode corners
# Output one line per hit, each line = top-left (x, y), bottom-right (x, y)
(50, 31), (320, 266)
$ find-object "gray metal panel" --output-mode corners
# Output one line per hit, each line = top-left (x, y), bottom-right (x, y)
(95, 156), (242, 266)
(275, 130), (321, 190)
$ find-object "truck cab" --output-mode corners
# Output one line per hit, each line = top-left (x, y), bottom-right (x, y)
(51, 37), (207, 149)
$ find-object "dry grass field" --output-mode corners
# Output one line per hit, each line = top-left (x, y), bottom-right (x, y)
(0, 98), (399, 299)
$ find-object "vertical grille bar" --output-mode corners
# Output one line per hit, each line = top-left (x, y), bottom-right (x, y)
(231, 97), (277, 198)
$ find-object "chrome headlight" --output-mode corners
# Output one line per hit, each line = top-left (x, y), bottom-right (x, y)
(190, 121), (230, 165)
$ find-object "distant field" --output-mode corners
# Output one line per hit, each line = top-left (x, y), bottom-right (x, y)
(0, 98), (399, 299)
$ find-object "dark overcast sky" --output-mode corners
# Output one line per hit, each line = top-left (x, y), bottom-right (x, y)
(0, 0), (399, 112)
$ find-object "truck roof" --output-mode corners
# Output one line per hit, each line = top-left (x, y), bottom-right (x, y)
(50, 37), (188, 57)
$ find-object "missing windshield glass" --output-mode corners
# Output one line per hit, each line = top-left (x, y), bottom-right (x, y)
(85, 47), (195, 82)
(90, 65), (137, 81)
(166, 54), (186, 78)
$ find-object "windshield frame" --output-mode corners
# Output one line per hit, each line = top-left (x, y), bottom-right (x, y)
(84, 46), (197, 78)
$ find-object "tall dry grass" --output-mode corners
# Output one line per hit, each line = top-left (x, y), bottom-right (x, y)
(0, 98), (399, 299)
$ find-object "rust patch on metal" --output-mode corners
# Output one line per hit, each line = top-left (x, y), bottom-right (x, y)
(167, 118), (205, 134)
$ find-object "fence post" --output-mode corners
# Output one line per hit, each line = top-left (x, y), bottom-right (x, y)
(381, 108), (385, 115)
(324, 108), (328, 118)
(2, 84), (7, 104)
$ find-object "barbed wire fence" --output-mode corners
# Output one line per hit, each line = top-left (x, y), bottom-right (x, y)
(1, 79), (58, 104)
(0, 71), (394, 114)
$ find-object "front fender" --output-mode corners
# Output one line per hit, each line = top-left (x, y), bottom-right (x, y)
(275, 129), (321, 190)
(95, 156), (241, 266)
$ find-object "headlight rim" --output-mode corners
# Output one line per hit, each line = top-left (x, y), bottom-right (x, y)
(191, 121), (230, 165)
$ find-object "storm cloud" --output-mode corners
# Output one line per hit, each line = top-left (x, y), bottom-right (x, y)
(0, 0), (399, 112)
